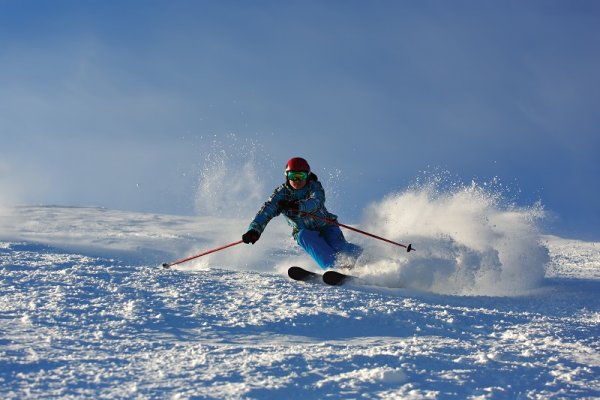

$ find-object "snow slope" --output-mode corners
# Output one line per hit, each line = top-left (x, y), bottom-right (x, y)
(0, 205), (598, 399)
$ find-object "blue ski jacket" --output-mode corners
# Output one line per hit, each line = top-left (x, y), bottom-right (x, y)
(248, 173), (338, 237)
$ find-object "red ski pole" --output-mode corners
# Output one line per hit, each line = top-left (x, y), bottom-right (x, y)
(162, 240), (244, 269)
(303, 212), (414, 252)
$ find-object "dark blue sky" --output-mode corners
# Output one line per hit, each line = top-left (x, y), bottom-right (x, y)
(1, 1), (599, 239)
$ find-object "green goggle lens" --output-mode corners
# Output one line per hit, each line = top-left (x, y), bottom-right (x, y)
(287, 171), (308, 181)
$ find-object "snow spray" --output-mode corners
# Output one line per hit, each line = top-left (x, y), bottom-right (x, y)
(194, 133), (276, 219)
(191, 134), (298, 271)
(357, 178), (549, 296)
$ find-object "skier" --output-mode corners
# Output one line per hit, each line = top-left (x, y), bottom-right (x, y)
(242, 157), (362, 270)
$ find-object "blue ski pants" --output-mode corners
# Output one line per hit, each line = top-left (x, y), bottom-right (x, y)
(296, 226), (363, 270)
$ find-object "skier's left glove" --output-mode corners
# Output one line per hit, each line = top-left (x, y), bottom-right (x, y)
(277, 200), (301, 218)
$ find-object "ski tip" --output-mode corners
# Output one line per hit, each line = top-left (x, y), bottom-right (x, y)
(287, 266), (304, 277)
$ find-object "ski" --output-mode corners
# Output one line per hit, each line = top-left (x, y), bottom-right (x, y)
(288, 266), (357, 286)
(288, 266), (321, 282)
(322, 270), (356, 286)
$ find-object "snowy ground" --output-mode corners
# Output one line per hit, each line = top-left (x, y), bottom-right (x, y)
(0, 206), (598, 399)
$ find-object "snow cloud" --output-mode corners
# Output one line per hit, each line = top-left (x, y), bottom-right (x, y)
(359, 178), (549, 296)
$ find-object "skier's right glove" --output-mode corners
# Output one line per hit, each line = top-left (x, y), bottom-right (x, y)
(242, 229), (260, 244)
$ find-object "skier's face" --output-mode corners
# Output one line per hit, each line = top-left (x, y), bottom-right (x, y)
(289, 178), (307, 190)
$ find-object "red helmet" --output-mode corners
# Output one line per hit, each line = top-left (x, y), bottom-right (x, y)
(285, 157), (310, 173)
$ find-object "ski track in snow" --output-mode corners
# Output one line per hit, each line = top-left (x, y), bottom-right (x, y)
(0, 206), (599, 399)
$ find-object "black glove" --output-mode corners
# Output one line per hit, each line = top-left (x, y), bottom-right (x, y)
(277, 200), (301, 217)
(242, 229), (260, 244)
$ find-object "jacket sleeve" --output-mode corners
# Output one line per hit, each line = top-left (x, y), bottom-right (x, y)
(248, 186), (285, 234)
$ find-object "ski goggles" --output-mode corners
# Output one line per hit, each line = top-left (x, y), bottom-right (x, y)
(286, 171), (308, 181)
